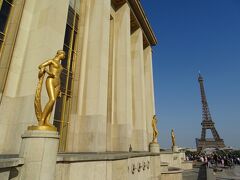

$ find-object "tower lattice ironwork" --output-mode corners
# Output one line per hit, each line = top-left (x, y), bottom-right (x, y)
(196, 73), (225, 151)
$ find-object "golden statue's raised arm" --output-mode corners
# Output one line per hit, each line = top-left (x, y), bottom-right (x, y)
(39, 59), (53, 68)
(152, 115), (159, 143)
(28, 50), (65, 131)
(38, 60), (54, 78)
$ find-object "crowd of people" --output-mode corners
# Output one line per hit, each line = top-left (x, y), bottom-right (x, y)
(186, 150), (240, 168)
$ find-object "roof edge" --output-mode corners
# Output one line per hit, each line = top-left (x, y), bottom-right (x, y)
(127, 0), (158, 46)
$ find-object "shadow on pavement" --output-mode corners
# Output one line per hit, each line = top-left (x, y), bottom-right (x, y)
(197, 165), (207, 180)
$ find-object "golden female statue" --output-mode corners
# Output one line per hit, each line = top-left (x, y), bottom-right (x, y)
(29, 50), (65, 131)
(171, 129), (176, 146)
(152, 115), (159, 143)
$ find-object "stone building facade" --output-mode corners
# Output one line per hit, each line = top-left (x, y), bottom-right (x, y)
(0, 0), (156, 154)
(0, 0), (190, 180)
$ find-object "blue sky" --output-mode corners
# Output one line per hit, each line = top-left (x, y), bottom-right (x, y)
(141, 0), (240, 148)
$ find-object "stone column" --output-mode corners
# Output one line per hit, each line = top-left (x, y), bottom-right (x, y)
(66, 0), (110, 152)
(106, 16), (115, 151)
(144, 46), (156, 144)
(0, 0), (69, 153)
(131, 29), (148, 151)
(110, 3), (132, 151)
(19, 130), (59, 180)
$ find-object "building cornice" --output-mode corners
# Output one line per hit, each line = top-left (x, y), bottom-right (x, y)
(127, 0), (157, 47)
(112, 0), (158, 48)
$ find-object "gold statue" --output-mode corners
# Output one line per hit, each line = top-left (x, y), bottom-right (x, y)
(28, 50), (65, 131)
(171, 129), (176, 147)
(152, 115), (159, 143)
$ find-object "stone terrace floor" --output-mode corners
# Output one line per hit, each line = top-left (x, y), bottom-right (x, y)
(183, 165), (240, 180)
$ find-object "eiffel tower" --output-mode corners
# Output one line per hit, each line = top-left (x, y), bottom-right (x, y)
(196, 73), (225, 151)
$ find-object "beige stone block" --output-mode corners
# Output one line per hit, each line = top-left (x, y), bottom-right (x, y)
(18, 11), (35, 31)
(22, 162), (42, 180)
(111, 160), (128, 180)
(161, 172), (182, 180)
(106, 161), (112, 180)
(40, 139), (59, 178)
(150, 156), (161, 179)
(93, 162), (107, 180)
(68, 162), (107, 180)
(65, 114), (107, 152)
(55, 164), (68, 180)
(132, 129), (148, 151)
(160, 152), (183, 169)
(22, 0), (37, 13)
(65, 114), (79, 152)
(4, 123), (29, 153)
(0, 169), (10, 180)
(3, 71), (21, 97)
(0, 95), (41, 154)
(0, 123), (8, 151)
(0, 95), (35, 123)
(0, 97), (17, 125)
(181, 161), (193, 170)
(111, 124), (132, 151)
(19, 130), (59, 180)
(10, 30), (29, 60)
(20, 135), (44, 162)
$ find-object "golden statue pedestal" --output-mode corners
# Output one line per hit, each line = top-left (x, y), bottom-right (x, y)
(172, 145), (179, 153)
(28, 125), (57, 131)
(19, 130), (59, 180)
(149, 142), (160, 153)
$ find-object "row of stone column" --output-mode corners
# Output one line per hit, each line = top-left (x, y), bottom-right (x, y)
(66, 0), (156, 152)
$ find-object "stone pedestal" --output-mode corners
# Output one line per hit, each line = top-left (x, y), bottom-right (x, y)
(172, 145), (178, 153)
(19, 130), (59, 180)
(149, 143), (160, 153)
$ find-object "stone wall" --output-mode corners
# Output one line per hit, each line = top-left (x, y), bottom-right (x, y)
(160, 152), (183, 168)
(56, 153), (161, 180)
(0, 0), (157, 156)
